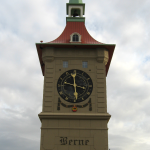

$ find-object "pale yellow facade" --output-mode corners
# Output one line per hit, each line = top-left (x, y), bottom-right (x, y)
(39, 47), (111, 150)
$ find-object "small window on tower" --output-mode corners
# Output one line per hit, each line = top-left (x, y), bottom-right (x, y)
(63, 61), (68, 68)
(73, 34), (79, 42)
(82, 61), (88, 68)
(70, 32), (81, 43)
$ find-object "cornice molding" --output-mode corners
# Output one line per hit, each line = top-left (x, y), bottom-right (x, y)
(38, 112), (111, 122)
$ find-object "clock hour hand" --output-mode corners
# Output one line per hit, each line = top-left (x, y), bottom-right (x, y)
(64, 82), (85, 89)
(76, 85), (85, 89)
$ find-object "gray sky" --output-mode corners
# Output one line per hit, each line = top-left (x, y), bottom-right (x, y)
(0, 0), (150, 150)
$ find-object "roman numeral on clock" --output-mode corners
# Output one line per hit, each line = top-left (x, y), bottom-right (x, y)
(87, 92), (90, 95)
(59, 91), (63, 95)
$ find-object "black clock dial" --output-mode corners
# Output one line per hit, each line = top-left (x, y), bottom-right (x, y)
(57, 69), (93, 103)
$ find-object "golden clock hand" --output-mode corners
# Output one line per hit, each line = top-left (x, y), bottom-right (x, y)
(64, 82), (73, 86)
(74, 92), (78, 100)
(64, 82), (85, 89)
(71, 70), (78, 100)
(76, 85), (85, 89)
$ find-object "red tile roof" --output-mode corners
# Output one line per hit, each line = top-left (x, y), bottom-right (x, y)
(48, 22), (103, 44)
(36, 21), (115, 76)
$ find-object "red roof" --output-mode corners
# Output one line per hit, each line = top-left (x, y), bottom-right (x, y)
(48, 22), (103, 44)
(36, 21), (115, 76)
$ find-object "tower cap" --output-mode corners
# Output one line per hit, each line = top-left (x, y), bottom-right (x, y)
(69, 0), (83, 3)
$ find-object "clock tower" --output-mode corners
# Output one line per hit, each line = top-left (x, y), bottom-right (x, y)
(36, 0), (115, 150)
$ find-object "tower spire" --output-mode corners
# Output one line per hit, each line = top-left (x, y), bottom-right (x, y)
(66, 0), (85, 22)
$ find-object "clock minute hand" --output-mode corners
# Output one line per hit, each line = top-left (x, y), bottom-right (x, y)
(71, 71), (78, 100)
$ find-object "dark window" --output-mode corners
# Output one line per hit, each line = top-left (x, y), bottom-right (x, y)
(73, 34), (79, 42)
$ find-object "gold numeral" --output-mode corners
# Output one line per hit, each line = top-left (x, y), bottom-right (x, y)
(82, 98), (84, 100)
(59, 91), (63, 95)
(87, 78), (90, 80)
(65, 97), (68, 100)
(89, 85), (92, 87)
(66, 72), (69, 75)
(87, 92), (90, 95)
(60, 78), (63, 80)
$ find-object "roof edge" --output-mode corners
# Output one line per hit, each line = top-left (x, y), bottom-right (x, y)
(36, 43), (116, 46)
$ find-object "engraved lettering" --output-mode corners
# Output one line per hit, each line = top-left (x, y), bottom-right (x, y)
(59, 137), (90, 146)
(60, 137), (67, 145)
(81, 140), (84, 145)
(85, 140), (89, 145)
(79, 140), (81, 145)
(74, 140), (78, 145)
(69, 140), (72, 145)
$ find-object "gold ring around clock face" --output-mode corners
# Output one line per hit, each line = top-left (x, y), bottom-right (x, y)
(57, 69), (93, 103)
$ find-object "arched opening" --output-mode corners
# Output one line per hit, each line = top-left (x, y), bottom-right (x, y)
(70, 32), (81, 42)
(71, 8), (81, 17)
(72, 34), (79, 42)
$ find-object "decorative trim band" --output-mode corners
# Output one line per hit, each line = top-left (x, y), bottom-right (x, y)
(38, 112), (111, 121)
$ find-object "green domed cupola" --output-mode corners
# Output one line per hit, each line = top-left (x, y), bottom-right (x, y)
(66, 0), (85, 22)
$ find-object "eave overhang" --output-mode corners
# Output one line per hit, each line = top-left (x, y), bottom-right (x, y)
(36, 43), (115, 77)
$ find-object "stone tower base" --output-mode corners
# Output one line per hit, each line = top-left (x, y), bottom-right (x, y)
(39, 113), (111, 150)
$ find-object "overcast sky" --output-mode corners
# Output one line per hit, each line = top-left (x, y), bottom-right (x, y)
(0, 0), (150, 150)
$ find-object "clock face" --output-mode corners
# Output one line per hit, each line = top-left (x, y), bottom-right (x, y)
(57, 69), (93, 103)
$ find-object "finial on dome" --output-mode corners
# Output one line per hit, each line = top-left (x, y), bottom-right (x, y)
(69, 0), (83, 3)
